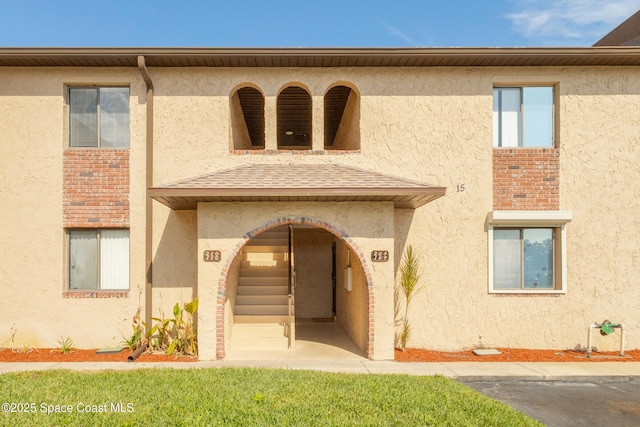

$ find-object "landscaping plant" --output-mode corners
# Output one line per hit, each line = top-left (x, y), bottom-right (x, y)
(55, 336), (75, 354)
(124, 298), (198, 357)
(397, 245), (423, 351)
(12, 345), (36, 354)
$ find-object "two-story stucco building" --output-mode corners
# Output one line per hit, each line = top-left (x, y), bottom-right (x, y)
(1, 18), (639, 360)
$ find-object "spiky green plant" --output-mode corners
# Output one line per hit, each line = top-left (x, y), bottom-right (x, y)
(12, 345), (36, 354)
(121, 326), (142, 351)
(55, 336), (75, 354)
(398, 245), (423, 351)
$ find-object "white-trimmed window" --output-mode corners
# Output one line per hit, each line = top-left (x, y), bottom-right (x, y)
(493, 86), (554, 148)
(68, 229), (130, 290)
(487, 211), (571, 293)
(69, 87), (130, 147)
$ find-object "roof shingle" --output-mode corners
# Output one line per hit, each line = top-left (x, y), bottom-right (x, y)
(149, 164), (446, 209)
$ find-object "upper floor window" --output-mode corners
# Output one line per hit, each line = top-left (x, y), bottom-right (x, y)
(324, 85), (360, 150)
(278, 86), (312, 150)
(69, 87), (130, 148)
(493, 86), (553, 148)
(231, 87), (265, 150)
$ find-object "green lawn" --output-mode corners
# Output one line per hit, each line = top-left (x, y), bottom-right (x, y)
(0, 368), (543, 426)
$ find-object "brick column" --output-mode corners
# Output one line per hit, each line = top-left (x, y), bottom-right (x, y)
(63, 149), (130, 227)
(493, 148), (559, 210)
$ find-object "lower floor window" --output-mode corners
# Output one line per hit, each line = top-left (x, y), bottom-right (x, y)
(493, 228), (555, 290)
(69, 229), (129, 290)
(487, 211), (571, 293)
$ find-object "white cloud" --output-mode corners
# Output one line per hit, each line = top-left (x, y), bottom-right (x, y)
(507, 0), (640, 44)
(382, 22), (418, 45)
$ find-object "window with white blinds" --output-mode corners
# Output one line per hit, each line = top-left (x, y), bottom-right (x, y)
(69, 87), (130, 148)
(493, 228), (554, 290)
(69, 229), (129, 290)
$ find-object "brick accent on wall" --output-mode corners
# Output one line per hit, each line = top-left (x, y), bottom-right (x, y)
(63, 290), (129, 299)
(63, 149), (130, 227)
(493, 148), (559, 210)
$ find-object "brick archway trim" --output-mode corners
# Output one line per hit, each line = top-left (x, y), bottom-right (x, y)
(216, 216), (374, 359)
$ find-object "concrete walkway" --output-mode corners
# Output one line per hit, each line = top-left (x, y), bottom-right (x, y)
(2, 359), (639, 380)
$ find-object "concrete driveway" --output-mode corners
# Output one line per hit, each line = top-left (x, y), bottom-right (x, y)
(460, 378), (640, 427)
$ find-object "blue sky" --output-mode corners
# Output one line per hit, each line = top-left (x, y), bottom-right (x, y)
(1, 0), (638, 47)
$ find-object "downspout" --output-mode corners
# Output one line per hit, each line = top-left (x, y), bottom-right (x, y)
(137, 56), (154, 327)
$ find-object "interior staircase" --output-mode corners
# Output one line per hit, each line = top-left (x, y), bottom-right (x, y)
(230, 226), (293, 349)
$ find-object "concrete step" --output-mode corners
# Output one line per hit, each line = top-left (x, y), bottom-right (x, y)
(243, 252), (286, 262)
(234, 315), (289, 323)
(238, 277), (289, 295)
(232, 323), (286, 337)
(230, 336), (289, 349)
(235, 304), (289, 316)
(240, 260), (287, 269)
(239, 267), (288, 277)
(236, 294), (289, 305)
(230, 311), (290, 351)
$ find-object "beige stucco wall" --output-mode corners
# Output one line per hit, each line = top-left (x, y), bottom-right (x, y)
(335, 240), (369, 353)
(1, 64), (639, 356)
(151, 206), (198, 320)
(331, 88), (360, 150)
(0, 68), (147, 348)
(556, 68), (640, 351)
(230, 90), (252, 150)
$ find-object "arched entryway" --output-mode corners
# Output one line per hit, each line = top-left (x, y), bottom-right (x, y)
(216, 216), (374, 360)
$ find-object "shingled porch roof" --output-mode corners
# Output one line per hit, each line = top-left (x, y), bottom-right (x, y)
(149, 164), (446, 210)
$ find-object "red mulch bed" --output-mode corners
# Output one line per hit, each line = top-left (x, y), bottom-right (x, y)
(2, 347), (638, 363)
(0, 348), (197, 363)
(395, 348), (640, 362)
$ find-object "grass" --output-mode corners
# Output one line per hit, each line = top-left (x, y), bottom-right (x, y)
(0, 368), (543, 426)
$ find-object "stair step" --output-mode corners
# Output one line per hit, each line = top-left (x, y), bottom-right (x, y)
(243, 252), (286, 262)
(231, 336), (289, 349)
(235, 304), (289, 315)
(234, 315), (289, 323)
(240, 260), (287, 269)
(232, 323), (286, 337)
(239, 267), (288, 277)
(238, 284), (289, 295)
(237, 295), (289, 305)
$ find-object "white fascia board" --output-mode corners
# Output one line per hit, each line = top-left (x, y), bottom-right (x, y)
(487, 210), (573, 227)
